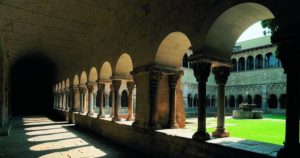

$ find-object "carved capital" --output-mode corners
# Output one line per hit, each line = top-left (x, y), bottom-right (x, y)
(86, 82), (95, 92)
(97, 82), (105, 91)
(112, 80), (121, 91)
(191, 62), (211, 82)
(168, 73), (180, 88)
(150, 70), (163, 85)
(212, 66), (230, 85)
(127, 81), (135, 92)
(79, 85), (87, 94)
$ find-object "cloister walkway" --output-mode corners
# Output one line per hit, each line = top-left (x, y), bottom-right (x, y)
(0, 116), (147, 158)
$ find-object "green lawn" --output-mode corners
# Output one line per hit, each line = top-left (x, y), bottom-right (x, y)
(186, 115), (286, 145)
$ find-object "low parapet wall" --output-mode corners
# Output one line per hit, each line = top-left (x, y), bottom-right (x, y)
(70, 113), (275, 158)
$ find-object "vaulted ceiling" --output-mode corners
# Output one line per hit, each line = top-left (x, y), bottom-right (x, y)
(0, 0), (99, 60)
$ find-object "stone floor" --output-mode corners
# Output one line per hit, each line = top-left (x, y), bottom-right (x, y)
(0, 116), (147, 158)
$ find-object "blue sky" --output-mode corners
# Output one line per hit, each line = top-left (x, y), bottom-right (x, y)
(236, 21), (269, 42)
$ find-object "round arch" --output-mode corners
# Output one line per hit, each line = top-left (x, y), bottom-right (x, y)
(231, 59), (237, 72)
(187, 93), (193, 107)
(73, 75), (79, 86)
(115, 53), (133, 78)
(268, 94), (278, 109)
(121, 90), (129, 107)
(203, 2), (274, 60)
(80, 71), (87, 85)
(155, 32), (191, 69)
(88, 67), (98, 82)
(62, 80), (66, 90)
(255, 54), (264, 69)
(58, 82), (62, 91)
(99, 61), (113, 81)
(238, 57), (245, 71)
(66, 78), (70, 88)
(254, 94), (262, 108)
(246, 56), (254, 70)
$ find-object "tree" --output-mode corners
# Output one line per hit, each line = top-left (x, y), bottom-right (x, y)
(261, 19), (278, 35)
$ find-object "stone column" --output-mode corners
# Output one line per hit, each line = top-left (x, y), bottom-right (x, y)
(58, 91), (62, 110)
(53, 92), (57, 109)
(112, 80), (121, 121)
(212, 66), (230, 138)
(109, 84), (114, 118)
(72, 86), (80, 112)
(149, 70), (163, 129)
(64, 89), (70, 111)
(190, 62), (211, 141)
(87, 82), (95, 116)
(126, 81), (135, 121)
(97, 82), (105, 118)
(272, 13), (300, 156)
(168, 73), (180, 128)
(61, 90), (66, 111)
(261, 85), (267, 112)
(79, 85), (87, 114)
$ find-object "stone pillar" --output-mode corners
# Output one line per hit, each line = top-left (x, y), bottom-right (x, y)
(61, 90), (66, 111)
(190, 61), (211, 141)
(72, 86), (80, 112)
(272, 11), (300, 156)
(149, 70), (163, 129)
(97, 82), (105, 118)
(53, 92), (57, 109)
(64, 88), (70, 111)
(168, 73), (180, 128)
(261, 85), (268, 112)
(87, 82), (95, 116)
(126, 81), (135, 121)
(79, 85), (87, 114)
(212, 66), (230, 138)
(58, 91), (62, 110)
(112, 80), (121, 121)
(109, 84), (114, 118)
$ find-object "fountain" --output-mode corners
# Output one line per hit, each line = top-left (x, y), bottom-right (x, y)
(232, 103), (263, 119)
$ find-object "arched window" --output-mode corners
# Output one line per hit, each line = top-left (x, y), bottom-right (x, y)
(211, 95), (216, 107)
(237, 95), (243, 107)
(229, 95), (235, 108)
(193, 94), (198, 107)
(255, 54), (263, 69)
(238, 58), (245, 71)
(246, 95), (252, 104)
(254, 94), (262, 108)
(182, 54), (189, 68)
(279, 94), (286, 109)
(265, 53), (277, 68)
(187, 93), (193, 107)
(206, 95), (210, 107)
(268, 94), (278, 109)
(121, 90), (129, 107)
(231, 59), (237, 72)
(246, 56), (254, 70)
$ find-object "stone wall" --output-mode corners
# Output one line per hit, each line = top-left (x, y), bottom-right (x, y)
(71, 113), (274, 158)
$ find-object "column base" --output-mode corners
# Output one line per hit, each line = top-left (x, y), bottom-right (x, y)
(212, 129), (229, 138)
(277, 145), (300, 158)
(126, 116), (134, 121)
(192, 131), (211, 141)
(97, 114), (105, 119)
(87, 112), (95, 117)
(112, 117), (121, 122)
(150, 123), (161, 130)
(168, 122), (179, 129)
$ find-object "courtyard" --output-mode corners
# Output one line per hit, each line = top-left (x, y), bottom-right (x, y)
(185, 115), (285, 145)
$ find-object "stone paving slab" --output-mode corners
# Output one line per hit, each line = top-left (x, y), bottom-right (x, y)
(0, 116), (147, 158)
